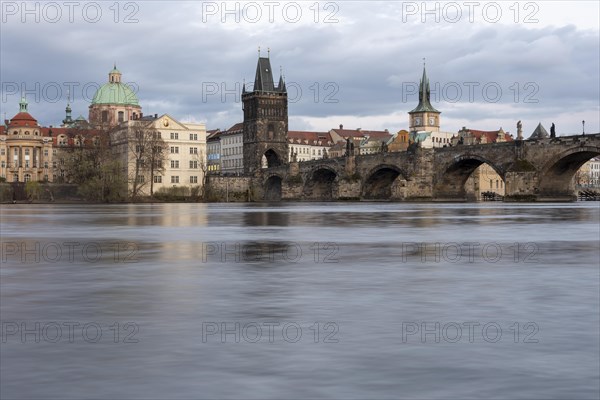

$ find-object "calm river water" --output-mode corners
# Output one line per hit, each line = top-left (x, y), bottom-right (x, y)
(1, 203), (599, 399)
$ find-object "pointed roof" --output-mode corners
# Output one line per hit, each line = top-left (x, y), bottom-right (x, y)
(254, 57), (275, 92)
(409, 66), (440, 114)
(278, 74), (286, 92)
(252, 56), (286, 93)
(529, 123), (549, 140)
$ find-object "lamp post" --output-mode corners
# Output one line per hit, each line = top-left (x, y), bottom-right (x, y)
(582, 120), (585, 135)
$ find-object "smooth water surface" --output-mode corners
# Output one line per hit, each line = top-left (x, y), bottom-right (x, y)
(1, 203), (599, 399)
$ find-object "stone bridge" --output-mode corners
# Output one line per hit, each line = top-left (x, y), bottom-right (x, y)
(257, 133), (600, 202)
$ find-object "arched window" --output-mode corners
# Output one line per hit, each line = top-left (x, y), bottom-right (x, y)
(13, 173), (19, 182)
(102, 111), (109, 123)
(118, 111), (124, 123)
(24, 174), (31, 182)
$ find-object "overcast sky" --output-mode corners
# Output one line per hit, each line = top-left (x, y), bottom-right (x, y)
(1, 1), (599, 136)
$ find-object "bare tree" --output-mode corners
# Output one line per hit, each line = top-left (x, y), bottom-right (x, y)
(127, 124), (168, 200)
(191, 149), (208, 201)
(62, 134), (127, 202)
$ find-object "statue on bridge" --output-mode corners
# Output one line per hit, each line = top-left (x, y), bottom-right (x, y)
(550, 123), (556, 138)
(380, 141), (388, 153)
(517, 120), (523, 140)
(345, 138), (355, 156)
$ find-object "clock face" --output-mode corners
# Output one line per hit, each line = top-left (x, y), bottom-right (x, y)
(415, 117), (422, 125)
(429, 117), (435, 125)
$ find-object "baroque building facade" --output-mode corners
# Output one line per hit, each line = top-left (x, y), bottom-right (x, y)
(0, 97), (53, 183)
(110, 114), (207, 195)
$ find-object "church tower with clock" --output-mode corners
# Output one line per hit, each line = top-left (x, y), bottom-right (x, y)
(408, 65), (441, 133)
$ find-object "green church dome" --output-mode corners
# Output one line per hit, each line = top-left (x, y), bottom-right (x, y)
(91, 65), (139, 106)
(91, 82), (139, 106)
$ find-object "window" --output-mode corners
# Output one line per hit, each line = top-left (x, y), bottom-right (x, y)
(171, 176), (179, 183)
(44, 162), (48, 169)
(190, 147), (198, 154)
(13, 173), (19, 182)
(43, 175), (48, 182)
(170, 132), (178, 140)
(0, 149), (4, 155)
(24, 174), (31, 182)
(25, 149), (30, 156)
(171, 160), (179, 168)
(102, 111), (108, 122)
(1, 161), (5, 168)
(136, 175), (145, 183)
(190, 176), (198, 184)
(154, 176), (162, 183)
(190, 160), (198, 169)
(44, 149), (48, 157)
(190, 133), (198, 140)
(170, 146), (179, 154)
(118, 111), (124, 123)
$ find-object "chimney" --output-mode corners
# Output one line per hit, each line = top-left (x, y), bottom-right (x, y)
(339, 124), (343, 130)
(154, 114), (158, 118)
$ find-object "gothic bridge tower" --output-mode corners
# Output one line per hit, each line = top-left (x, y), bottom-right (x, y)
(242, 52), (288, 174)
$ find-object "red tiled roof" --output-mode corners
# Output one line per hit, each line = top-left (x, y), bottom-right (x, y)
(331, 128), (391, 140)
(288, 131), (333, 146)
(466, 129), (513, 143)
(8, 112), (39, 127)
(207, 130), (222, 140)
(42, 127), (105, 147)
(223, 122), (243, 134)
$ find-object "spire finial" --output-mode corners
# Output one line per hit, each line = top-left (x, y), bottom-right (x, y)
(258, 46), (261, 57)
(423, 57), (426, 68)
(268, 47), (270, 58)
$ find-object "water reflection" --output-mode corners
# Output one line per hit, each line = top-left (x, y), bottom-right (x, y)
(1, 203), (598, 400)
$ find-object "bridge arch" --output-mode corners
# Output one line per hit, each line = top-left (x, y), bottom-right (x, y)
(436, 154), (505, 201)
(264, 174), (283, 201)
(303, 166), (338, 200)
(538, 145), (600, 198)
(262, 149), (283, 169)
(362, 164), (409, 200)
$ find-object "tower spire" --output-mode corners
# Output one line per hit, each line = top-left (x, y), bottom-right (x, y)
(19, 94), (28, 113)
(409, 61), (439, 114)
